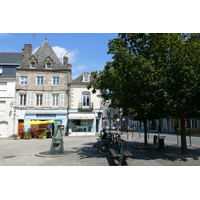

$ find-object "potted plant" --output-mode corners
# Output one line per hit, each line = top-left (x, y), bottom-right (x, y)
(24, 131), (31, 140)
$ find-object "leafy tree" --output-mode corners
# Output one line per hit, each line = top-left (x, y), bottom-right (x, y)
(89, 33), (200, 153)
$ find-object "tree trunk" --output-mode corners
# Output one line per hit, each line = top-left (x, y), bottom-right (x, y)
(180, 117), (187, 154)
(144, 119), (148, 146)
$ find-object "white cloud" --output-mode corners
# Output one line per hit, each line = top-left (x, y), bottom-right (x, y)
(32, 46), (78, 64)
(72, 65), (89, 80)
(73, 65), (88, 72)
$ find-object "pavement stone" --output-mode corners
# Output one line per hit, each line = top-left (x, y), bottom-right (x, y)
(1, 135), (200, 166)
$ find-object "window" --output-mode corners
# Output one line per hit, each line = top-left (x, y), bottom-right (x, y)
(30, 62), (35, 68)
(20, 76), (28, 85)
(20, 94), (26, 106)
(82, 93), (90, 106)
(46, 62), (51, 68)
(0, 101), (6, 115)
(0, 82), (7, 91)
(52, 94), (59, 106)
(52, 76), (60, 86)
(37, 76), (44, 85)
(36, 94), (43, 106)
(84, 75), (89, 82)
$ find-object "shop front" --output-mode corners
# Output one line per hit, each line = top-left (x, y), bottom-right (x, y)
(15, 110), (67, 135)
(68, 113), (96, 136)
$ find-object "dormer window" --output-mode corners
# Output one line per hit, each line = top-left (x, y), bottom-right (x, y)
(44, 57), (53, 69)
(46, 62), (51, 68)
(84, 75), (89, 82)
(29, 56), (38, 68)
(30, 62), (35, 68)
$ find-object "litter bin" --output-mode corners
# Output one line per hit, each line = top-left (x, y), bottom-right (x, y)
(65, 132), (68, 136)
(158, 136), (165, 150)
(153, 135), (158, 145)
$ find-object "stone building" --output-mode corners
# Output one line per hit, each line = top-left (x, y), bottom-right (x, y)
(67, 72), (103, 136)
(0, 52), (23, 137)
(13, 40), (72, 135)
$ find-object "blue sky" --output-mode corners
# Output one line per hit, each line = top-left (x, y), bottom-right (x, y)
(0, 33), (118, 79)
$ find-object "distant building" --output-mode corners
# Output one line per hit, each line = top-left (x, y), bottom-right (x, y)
(0, 52), (23, 137)
(13, 40), (72, 135)
(68, 72), (103, 136)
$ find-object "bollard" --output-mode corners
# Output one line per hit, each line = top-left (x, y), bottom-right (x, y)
(127, 133), (130, 140)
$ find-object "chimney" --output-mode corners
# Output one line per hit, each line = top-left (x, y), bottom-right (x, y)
(22, 44), (32, 59)
(63, 56), (68, 67)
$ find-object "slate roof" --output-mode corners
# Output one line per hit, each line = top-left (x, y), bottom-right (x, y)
(20, 40), (67, 69)
(72, 72), (94, 84)
(0, 52), (23, 64)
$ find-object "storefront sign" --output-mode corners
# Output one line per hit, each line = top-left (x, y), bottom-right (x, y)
(36, 114), (56, 117)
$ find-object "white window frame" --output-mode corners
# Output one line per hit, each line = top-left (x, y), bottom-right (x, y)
(82, 92), (90, 106)
(20, 94), (27, 106)
(36, 76), (44, 85)
(20, 76), (28, 85)
(0, 82), (7, 91)
(52, 94), (59, 107)
(52, 76), (60, 86)
(36, 94), (43, 107)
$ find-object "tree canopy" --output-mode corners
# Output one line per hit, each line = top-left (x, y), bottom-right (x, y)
(88, 33), (200, 153)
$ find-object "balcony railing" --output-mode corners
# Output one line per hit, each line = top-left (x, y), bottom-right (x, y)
(78, 102), (93, 110)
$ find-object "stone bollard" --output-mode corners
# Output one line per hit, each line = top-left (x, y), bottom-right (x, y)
(127, 133), (130, 140)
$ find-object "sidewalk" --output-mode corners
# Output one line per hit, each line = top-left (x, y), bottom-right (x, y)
(0, 135), (200, 166)
(125, 134), (200, 166)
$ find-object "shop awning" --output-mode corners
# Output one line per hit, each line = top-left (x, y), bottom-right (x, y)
(68, 113), (94, 119)
(23, 120), (54, 125)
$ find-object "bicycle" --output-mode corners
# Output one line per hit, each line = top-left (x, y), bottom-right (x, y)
(98, 132), (129, 154)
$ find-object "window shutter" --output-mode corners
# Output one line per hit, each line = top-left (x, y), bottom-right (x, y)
(30, 94), (35, 107)
(43, 94), (47, 107)
(60, 94), (64, 107)
(47, 94), (52, 107)
(27, 94), (30, 106)
(13, 93), (19, 107)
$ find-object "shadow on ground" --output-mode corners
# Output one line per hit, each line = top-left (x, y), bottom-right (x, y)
(69, 140), (200, 166)
(71, 142), (118, 166)
(128, 141), (200, 162)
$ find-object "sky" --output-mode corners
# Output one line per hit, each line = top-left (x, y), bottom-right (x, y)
(0, 33), (118, 79)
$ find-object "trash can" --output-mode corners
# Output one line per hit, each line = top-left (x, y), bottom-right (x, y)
(158, 136), (165, 150)
(153, 135), (158, 145)
(65, 132), (68, 136)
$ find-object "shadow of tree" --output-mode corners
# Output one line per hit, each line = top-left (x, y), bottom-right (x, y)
(127, 141), (200, 162)
(66, 138), (200, 166)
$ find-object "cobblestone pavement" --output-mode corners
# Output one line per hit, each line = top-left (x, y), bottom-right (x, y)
(1, 135), (200, 166)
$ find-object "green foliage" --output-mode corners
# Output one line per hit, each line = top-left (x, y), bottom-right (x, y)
(39, 131), (47, 139)
(89, 33), (200, 151)
(24, 131), (31, 140)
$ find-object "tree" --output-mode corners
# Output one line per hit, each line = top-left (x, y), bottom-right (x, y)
(89, 35), (167, 146)
(89, 33), (200, 153)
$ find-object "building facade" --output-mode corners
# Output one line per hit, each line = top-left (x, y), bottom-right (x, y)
(13, 40), (72, 135)
(68, 72), (103, 136)
(0, 52), (24, 137)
